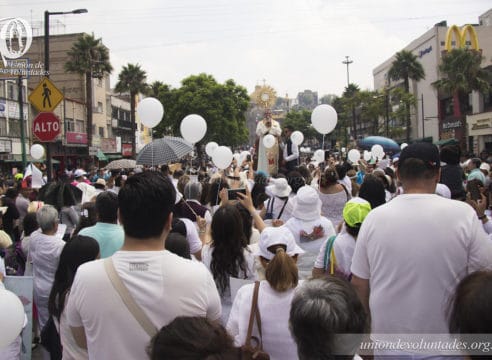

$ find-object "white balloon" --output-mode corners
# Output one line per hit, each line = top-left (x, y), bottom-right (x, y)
(180, 114), (207, 143)
(30, 144), (45, 160)
(311, 104), (338, 135)
(371, 144), (384, 158)
(348, 149), (361, 163)
(137, 97), (164, 129)
(263, 134), (276, 149)
(0, 289), (25, 348)
(314, 149), (325, 163)
(363, 151), (372, 161)
(205, 142), (218, 157)
(212, 146), (233, 169)
(341, 147), (346, 153)
(401, 143), (408, 150)
(290, 131), (304, 146)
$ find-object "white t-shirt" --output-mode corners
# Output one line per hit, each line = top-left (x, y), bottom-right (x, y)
(314, 226), (356, 280)
(60, 294), (88, 360)
(351, 194), (492, 337)
(66, 250), (221, 360)
(284, 217), (336, 279)
(227, 281), (300, 360)
(201, 244), (256, 323)
(180, 217), (203, 255)
(29, 229), (65, 328)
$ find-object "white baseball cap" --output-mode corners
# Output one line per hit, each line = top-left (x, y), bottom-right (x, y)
(480, 162), (490, 171)
(255, 226), (304, 260)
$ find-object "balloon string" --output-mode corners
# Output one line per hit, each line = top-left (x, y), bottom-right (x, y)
(190, 143), (194, 177)
(151, 132), (154, 169)
(322, 135), (325, 150)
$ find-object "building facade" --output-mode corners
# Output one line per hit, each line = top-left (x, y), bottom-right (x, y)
(373, 9), (492, 153)
(0, 77), (29, 171)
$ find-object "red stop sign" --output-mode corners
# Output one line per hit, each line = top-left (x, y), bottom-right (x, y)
(33, 112), (61, 142)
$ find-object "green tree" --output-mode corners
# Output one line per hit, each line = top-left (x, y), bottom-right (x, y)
(342, 83), (361, 140)
(358, 90), (385, 136)
(146, 81), (166, 98)
(320, 94), (336, 105)
(432, 48), (490, 118)
(154, 74), (250, 149)
(283, 110), (318, 141)
(388, 50), (425, 142)
(390, 87), (417, 141)
(65, 33), (112, 148)
(114, 64), (147, 158)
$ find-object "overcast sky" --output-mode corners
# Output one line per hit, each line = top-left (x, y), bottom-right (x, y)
(3, 0), (491, 98)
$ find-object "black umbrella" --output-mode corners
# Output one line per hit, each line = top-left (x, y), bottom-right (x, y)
(136, 136), (193, 166)
(38, 182), (82, 211)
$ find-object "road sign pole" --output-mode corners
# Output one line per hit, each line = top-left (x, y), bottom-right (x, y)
(45, 12), (52, 182)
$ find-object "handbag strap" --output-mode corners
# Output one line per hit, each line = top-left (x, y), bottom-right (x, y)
(254, 285), (264, 349)
(104, 258), (158, 338)
(276, 198), (289, 220)
(245, 281), (261, 347)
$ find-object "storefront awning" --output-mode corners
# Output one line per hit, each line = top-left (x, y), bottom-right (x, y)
(434, 138), (459, 146)
(96, 150), (108, 161)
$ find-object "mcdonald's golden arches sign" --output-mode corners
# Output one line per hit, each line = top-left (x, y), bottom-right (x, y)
(444, 25), (480, 51)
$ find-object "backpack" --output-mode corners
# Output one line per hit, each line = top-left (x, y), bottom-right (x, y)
(0, 242), (26, 276)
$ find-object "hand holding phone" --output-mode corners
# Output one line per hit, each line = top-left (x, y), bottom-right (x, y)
(228, 188), (246, 200)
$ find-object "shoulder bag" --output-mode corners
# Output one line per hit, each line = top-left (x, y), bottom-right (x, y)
(104, 258), (158, 338)
(241, 281), (270, 360)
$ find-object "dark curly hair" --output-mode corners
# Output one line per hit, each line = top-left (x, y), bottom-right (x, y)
(210, 205), (249, 295)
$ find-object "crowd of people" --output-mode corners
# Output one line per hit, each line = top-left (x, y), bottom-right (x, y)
(0, 141), (492, 360)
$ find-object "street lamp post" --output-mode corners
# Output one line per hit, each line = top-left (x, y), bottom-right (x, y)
(44, 8), (87, 182)
(342, 56), (353, 87)
(17, 76), (27, 169)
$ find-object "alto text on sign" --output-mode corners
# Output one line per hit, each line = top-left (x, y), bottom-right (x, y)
(32, 112), (61, 142)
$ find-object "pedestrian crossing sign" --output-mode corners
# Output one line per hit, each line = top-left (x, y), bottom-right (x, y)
(29, 77), (64, 112)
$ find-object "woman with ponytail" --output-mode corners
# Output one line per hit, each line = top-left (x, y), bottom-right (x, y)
(227, 226), (304, 359)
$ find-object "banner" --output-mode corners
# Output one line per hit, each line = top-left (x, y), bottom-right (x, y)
(122, 143), (132, 157)
(101, 138), (117, 153)
(66, 132), (87, 144)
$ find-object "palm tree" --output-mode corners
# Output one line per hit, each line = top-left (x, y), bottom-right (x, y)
(342, 83), (361, 140)
(65, 33), (112, 148)
(432, 48), (489, 118)
(388, 50), (425, 142)
(147, 81), (165, 98)
(114, 64), (147, 158)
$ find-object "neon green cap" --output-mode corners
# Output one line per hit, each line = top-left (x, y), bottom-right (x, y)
(343, 197), (371, 227)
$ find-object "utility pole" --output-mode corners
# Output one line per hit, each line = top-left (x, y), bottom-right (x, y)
(342, 56), (355, 141)
(342, 56), (353, 87)
(18, 76), (27, 170)
(421, 93), (425, 139)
